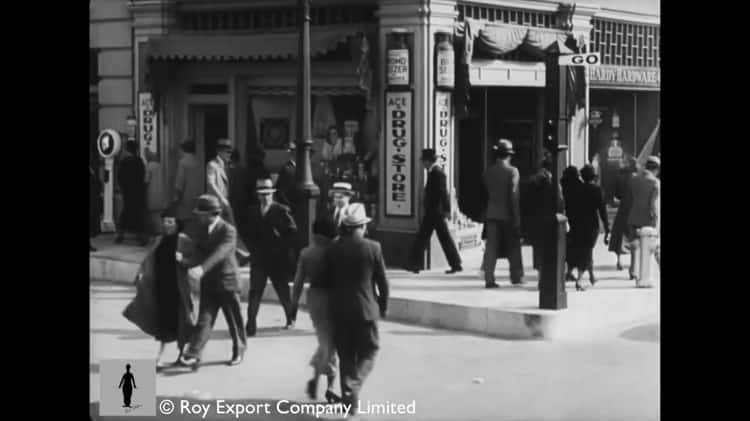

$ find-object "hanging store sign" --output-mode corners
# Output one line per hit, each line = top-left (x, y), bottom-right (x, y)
(434, 91), (452, 187)
(138, 92), (158, 157)
(385, 91), (413, 217)
(588, 66), (660, 89)
(435, 32), (455, 88)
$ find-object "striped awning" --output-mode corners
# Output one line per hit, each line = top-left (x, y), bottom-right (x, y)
(247, 86), (364, 96)
(147, 27), (360, 61)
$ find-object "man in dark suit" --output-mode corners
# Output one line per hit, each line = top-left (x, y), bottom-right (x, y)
(178, 195), (246, 369)
(274, 144), (297, 209)
(481, 139), (524, 288)
(244, 178), (298, 336)
(407, 149), (462, 274)
(627, 156), (660, 286)
(318, 203), (389, 416)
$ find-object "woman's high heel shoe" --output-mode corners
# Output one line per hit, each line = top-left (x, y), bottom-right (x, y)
(616, 262), (623, 271)
(575, 283), (586, 291)
(590, 276), (598, 286)
(325, 390), (342, 404)
(306, 379), (317, 400)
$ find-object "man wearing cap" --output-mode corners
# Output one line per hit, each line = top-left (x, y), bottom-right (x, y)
(274, 143), (297, 208)
(481, 139), (524, 288)
(407, 149), (463, 274)
(318, 203), (389, 415)
(329, 182), (354, 229)
(178, 195), (246, 369)
(244, 178), (299, 336)
(626, 156), (660, 285)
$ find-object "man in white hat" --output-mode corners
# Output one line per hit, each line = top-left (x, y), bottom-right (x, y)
(329, 182), (355, 228)
(244, 178), (298, 336)
(317, 203), (389, 416)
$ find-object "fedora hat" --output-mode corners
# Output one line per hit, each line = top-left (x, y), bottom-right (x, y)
(329, 182), (354, 197)
(492, 139), (515, 155)
(420, 148), (437, 161)
(193, 195), (222, 215)
(341, 203), (372, 227)
(216, 138), (234, 151)
(255, 178), (276, 194)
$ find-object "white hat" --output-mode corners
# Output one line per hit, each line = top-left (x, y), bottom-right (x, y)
(329, 182), (354, 197)
(341, 203), (372, 227)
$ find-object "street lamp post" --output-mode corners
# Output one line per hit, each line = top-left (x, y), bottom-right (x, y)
(294, 0), (320, 248)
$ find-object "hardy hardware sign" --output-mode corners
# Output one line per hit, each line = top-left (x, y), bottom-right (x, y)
(588, 66), (660, 89)
(139, 92), (158, 157)
(434, 91), (452, 189)
(385, 91), (413, 216)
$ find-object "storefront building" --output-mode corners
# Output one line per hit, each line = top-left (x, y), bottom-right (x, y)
(90, 0), (659, 269)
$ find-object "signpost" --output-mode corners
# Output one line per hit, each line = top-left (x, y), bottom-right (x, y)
(97, 129), (122, 233)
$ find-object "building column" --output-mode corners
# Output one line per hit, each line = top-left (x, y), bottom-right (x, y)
(375, 0), (459, 269)
(571, 3), (599, 167)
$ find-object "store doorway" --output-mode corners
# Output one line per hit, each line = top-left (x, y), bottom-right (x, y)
(189, 104), (229, 191)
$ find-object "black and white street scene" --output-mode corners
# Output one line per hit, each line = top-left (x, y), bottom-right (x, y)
(90, 0), (660, 419)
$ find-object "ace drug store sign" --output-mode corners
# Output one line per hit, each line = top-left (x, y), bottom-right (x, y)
(139, 92), (158, 157)
(385, 91), (413, 216)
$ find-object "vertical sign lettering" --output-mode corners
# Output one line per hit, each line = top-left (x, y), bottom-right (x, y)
(434, 91), (452, 189)
(385, 91), (412, 216)
(139, 92), (158, 158)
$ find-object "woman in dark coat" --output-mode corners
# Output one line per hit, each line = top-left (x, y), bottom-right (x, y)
(561, 166), (583, 282)
(90, 165), (102, 252)
(116, 141), (148, 246)
(566, 165), (610, 291)
(123, 209), (195, 370)
(526, 159), (563, 276)
(609, 156), (638, 275)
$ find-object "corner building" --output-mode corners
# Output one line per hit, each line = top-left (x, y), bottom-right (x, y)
(90, 0), (659, 269)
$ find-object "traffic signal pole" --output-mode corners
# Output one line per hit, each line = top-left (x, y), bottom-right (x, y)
(539, 54), (569, 310)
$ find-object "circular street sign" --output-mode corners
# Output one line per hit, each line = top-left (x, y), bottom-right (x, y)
(97, 129), (122, 159)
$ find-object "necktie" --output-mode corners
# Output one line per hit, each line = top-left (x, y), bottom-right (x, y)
(334, 208), (340, 226)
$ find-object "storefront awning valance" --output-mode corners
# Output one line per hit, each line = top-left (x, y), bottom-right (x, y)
(473, 23), (574, 58)
(247, 86), (364, 96)
(147, 28), (360, 61)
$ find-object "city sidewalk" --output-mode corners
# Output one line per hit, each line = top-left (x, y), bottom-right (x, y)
(91, 233), (659, 339)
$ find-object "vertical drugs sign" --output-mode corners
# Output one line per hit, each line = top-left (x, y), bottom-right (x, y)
(385, 91), (413, 216)
(139, 92), (158, 158)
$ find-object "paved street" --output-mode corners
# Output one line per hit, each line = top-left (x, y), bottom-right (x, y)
(90, 280), (659, 421)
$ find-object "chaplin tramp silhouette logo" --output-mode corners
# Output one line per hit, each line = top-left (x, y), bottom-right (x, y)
(118, 364), (137, 408)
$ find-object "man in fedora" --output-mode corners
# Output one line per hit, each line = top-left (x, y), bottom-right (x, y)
(329, 182), (355, 229)
(407, 149), (462, 274)
(178, 195), (246, 369)
(244, 178), (298, 336)
(481, 139), (524, 288)
(274, 143), (297, 209)
(318, 203), (389, 416)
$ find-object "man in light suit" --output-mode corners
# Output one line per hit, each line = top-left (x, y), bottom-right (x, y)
(274, 143), (297, 209)
(173, 139), (203, 225)
(407, 149), (462, 274)
(178, 195), (246, 370)
(626, 156), (660, 284)
(481, 139), (524, 288)
(329, 182), (354, 229)
(318, 203), (389, 416)
(206, 138), (235, 226)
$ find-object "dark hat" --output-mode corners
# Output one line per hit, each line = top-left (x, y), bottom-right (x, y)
(492, 139), (515, 155)
(255, 178), (276, 194)
(192, 195), (222, 215)
(216, 138), (234, 151)
(420, 149), (437, 161)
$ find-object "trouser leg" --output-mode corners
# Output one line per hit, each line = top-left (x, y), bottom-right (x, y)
(434, 216), (462, 269)
(269, 268), (293, 325)
(334, 320), (356, 409)
(350, 321), (380, 404)
(247, 261), (268, 333)
(502, 221), (525, 283)
(184, 289), (221, 360)
(220, 291), (247, 356)
(483, 221), (500, 284)
(409, 217), (435, 270)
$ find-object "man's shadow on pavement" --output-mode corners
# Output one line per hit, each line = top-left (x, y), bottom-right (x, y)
(90, 397), (329, 421)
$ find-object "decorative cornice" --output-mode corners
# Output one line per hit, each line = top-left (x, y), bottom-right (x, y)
(457, 0), (559, 13)
(595, 9), (659, 25)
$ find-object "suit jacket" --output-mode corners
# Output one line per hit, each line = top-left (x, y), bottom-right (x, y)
(482, 161), (521, 227)
(331, 203), (351, 228)
(319, 235), (389, 322)
(183, 219), (239, 292)
(424, 165), (451, 218)
(206, 157), (230, 207)
(627, 170), (660, 229)
(274, 160), (296, 206)
(244, 202), (298, 260)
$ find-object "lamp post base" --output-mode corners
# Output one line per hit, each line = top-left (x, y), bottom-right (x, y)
(539, 213), (568, 310)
